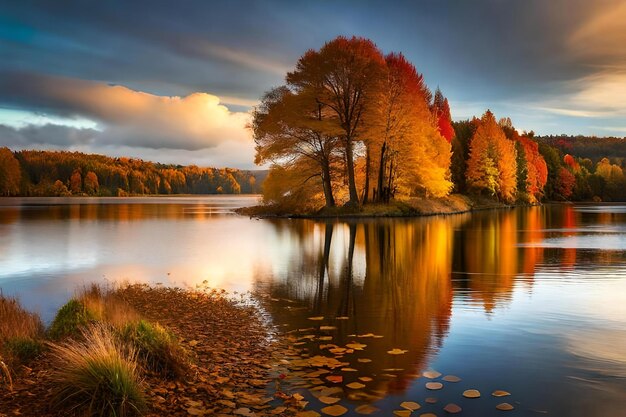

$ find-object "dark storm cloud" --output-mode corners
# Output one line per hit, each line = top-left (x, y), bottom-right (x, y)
(0, 123), (98, 147)
(0, 0), (624, 156)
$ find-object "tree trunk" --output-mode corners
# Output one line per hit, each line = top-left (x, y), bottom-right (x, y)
(321, 159), (335, 207)
(344, 138), (359, 206)
(363, 148), (371, 204)
(376, 141), (387, 203)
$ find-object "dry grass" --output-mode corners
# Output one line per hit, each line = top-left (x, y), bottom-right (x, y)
(48, 323), (146, 417)
(0, 294), (44, 342)
(0, 355), (12, 390)
(78, 284), (139, 328)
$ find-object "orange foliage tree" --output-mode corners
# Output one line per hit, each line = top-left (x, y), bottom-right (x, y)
(431, 88), (455, 143)
(466, 111), (517, 202)
(0, 147), (21, 196)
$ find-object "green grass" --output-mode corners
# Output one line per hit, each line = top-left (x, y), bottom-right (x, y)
(119, 320), (190, 378)
(3, 337), (44, 366)
(48, 324), (145, 417)
(48, 299), (97, 340)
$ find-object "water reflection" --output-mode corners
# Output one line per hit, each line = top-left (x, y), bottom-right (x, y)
(1, 199), (625, 415)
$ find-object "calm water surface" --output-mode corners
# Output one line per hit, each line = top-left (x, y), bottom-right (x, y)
(1, 196), (625, 416)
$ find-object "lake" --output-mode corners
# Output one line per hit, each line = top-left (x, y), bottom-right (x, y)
(1, 196), (625, 416)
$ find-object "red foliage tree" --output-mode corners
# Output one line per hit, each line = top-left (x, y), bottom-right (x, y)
(555, 167), (575, 200)
(431, 88), (454, 143)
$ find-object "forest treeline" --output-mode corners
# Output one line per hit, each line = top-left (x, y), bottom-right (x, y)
(0, 148), (267, 196)
(251, 36), (626, 211)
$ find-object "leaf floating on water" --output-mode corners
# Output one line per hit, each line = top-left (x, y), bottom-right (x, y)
(319, 336), (333, 341)
(346, 382), (366, 389)
(187, 407), (207, 416)
(387, 348), (408, 355)
(321, 405), (348, 416)
(425, 382), (443, 390)
(234, 408), (256, 417)
(496, 403), (514, 411)
(422, 370), (441, 379)
(462, 389), (481, 398)
(357, 333), (375, 338)
(318, 396), (341, 405)
(442, 375), (461, 383)
(357, 358), (372, 363)
(492, 390), (511, 397)
(308, 316), (325, 321)
(293, 393), (305, 401)
(393, 410), (411, 417)
(297, 411), (322, 417)
(425, 397), (438, 404)
(443, 403), (462, 414)
(336, 316), (349, 320)
(320, 326), (337, 331)
(346, 342), (367, 350)
(419, 414), (437, 417)
(341, 368), (358, 372)
(400, 401), (421, 411)
(358, 376), (373, 382)
(354, 404), (380, 415)
(326, 375), (343, 384)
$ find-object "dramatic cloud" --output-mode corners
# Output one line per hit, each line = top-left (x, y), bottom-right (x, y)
(0, 72), (253, 151)
(0, 123), (99, 147)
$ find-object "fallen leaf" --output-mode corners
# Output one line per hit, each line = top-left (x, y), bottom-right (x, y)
(492, 390), (511, 397)
(422, 370), (441, 379)
(346, 342), (367, 350)
(463, 389), (480, 398)
(357, 358), (372, 363)
(321, 405), (348, 416)
(387, 348), (408, 355)
(326, 375), (343, 384)
(358, 377), (373, 382)
(308, 317), (324, 321)
(393, 410), (411, 417)
(341, 368), (357, 372)
(354, 404), (380, 415)
(335, 316), (349, 320)
(346, 382), (366, 389)
(320, 326), (337, 331)
(318, 396), (341, 405)
(425, 397), (437, 404)
(443, 403), (462, 414)
(419, 414), (437, 417)
(400, 401), (421, 411)
(297, 412), (321, 417)
(187, 407), (207, 416)
(442, 375), (461, 383)
(425, 382), (443, 390)
(496, 403), (514, 411)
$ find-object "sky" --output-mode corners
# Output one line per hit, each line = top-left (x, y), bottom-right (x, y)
(0, 0), (625, 169)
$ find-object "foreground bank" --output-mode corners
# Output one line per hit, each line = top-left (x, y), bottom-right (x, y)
(0, 284), (297, 417)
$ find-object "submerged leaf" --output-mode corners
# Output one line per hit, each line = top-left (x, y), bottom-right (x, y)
(442, 375), (461, 383)
(387, 348), (408, 355)
(354, 404), (379, 415)
(318, 396), (341, 405)
(443, 403), (462, 413)
(346, 382), (365, 389)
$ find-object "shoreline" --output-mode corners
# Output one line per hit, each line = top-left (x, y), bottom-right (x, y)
(237, 194), (537, 220)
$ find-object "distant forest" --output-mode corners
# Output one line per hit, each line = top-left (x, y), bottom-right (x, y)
(0, 148), (267, 196)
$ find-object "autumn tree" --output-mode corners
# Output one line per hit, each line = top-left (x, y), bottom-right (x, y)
(286, 36), (386, 206)
(431, 88), (454, 143)
(555, 167), (575, 200)
(252, 86), (342, 207)
(70, 169), (82, 194)
(84, 171), (99, 195)
(516, 135), (548, 202)
(0, 147), (21, 196)
(466, 111), (517, 202)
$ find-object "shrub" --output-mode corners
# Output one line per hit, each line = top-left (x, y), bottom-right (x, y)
(48, 299), (97, 340)
(0, 294), (44, 342)
(3, 337), (44, 366)
(119, 320), (190, 378)
(48, 324), (145, 417)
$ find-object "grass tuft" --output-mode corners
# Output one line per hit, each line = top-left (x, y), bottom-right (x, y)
(79, 284), (140, 328)
(48, 323), (146, 417)
(119, 320), (190, 378)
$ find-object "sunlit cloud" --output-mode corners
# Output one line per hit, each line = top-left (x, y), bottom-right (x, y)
(0, 72), (253, 151)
